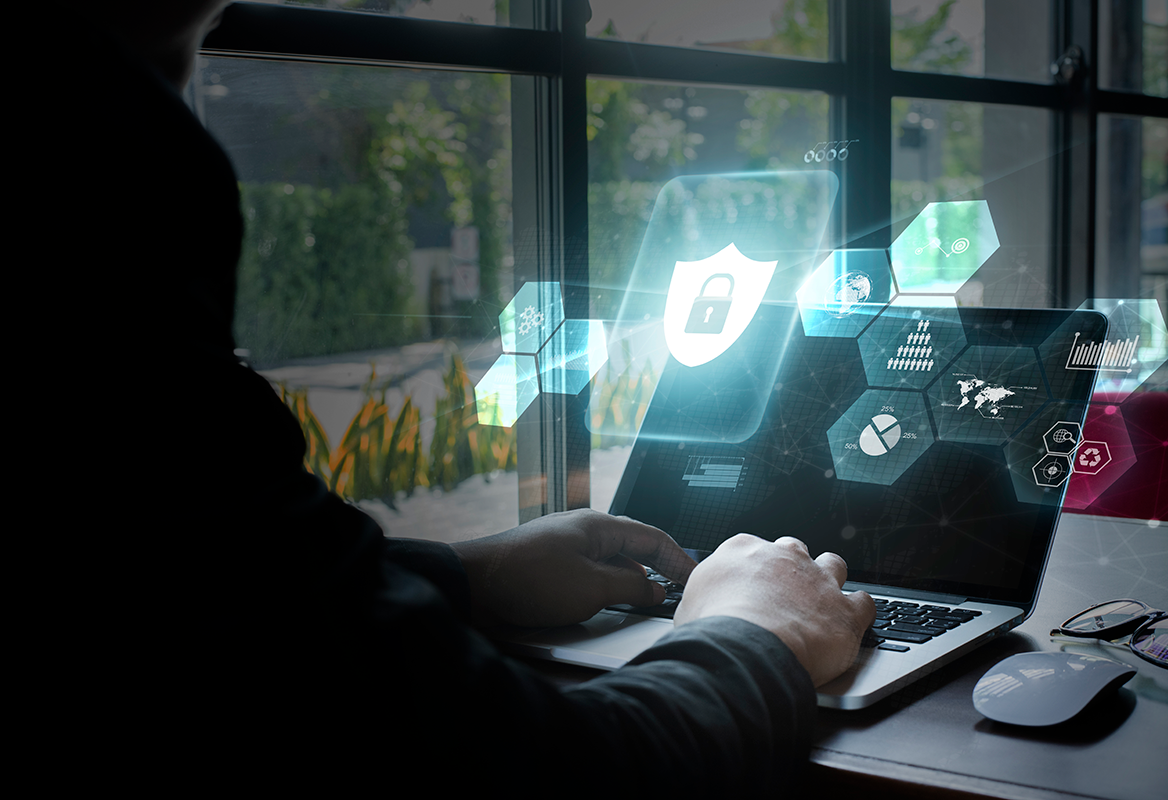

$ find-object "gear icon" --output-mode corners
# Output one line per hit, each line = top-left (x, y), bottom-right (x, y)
(517, 305), (545, 336)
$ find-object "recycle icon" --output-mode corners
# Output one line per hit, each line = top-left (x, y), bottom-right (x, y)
(1070, 440), (1112, 476)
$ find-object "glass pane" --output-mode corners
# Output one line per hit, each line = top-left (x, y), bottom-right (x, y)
(195, 57), (519, 543)
(1100, 0), (1168, 97)
(1095, 115), (1168, 345)
(587, 0), (829, 61)
(892, 0), (1052, 84)
(243, 0), (527, 27)
(586, 78), (829, 509)
(892, 98), (1052, 307)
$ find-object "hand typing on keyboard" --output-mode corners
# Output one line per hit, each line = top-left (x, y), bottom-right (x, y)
(674, 534), (876, 687)
(451, 509), (696, 628)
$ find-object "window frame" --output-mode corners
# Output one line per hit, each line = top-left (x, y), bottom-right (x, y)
(203, 0), (1168, 516)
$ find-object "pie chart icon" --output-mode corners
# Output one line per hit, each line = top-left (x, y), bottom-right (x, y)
(859, 414), (901, 456)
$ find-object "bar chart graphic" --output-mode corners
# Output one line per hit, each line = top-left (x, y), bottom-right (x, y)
(1065, 331), (1139, 373)
(682, 457), (745, 489)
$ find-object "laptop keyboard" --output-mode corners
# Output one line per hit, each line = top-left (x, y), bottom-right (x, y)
(606, 571), (981, 653)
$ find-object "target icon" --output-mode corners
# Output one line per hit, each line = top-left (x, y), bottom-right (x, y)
(915, 236), (971, 258)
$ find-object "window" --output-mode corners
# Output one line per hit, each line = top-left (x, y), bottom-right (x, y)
(202, 0), (1167, 530)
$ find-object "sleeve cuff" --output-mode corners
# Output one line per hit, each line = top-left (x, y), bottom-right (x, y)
(382, 538), (474, 621)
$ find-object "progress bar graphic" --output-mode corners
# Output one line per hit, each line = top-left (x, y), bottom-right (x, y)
(1065, 331), (1139, 373)
(682, 457), (745, 489)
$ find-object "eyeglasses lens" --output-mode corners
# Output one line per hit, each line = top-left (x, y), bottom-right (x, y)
(1062, 600), (1148, 633)
(1131, 619), (1167, 666)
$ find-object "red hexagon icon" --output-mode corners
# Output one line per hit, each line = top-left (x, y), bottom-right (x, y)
(1071, 440), (1111, 475)
(1061, 403), (1137, 511)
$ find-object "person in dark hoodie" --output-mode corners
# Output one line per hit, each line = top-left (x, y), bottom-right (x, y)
(46, 1), (873, 791)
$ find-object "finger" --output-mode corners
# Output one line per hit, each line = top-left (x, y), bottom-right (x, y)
(775, 536), (810, 557)
(598, 517), (697, 586)
(598, 558), (666, 607)
(815, 551), (848, 588)
(847, 589), (877, 627)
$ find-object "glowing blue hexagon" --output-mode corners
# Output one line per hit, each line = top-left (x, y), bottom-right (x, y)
(474, 354), (539, 427)
(926, 345), (1047, 445)
(500, 282), (564, 354)
(538, 319), (610, 395)
(890, 201), (999, 293)
(857, 295), (966, 390)
(827, 390), (934, 486)
(795, 249), (895, 338)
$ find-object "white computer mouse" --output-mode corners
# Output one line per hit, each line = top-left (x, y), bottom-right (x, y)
(972, 651), (1136, 726)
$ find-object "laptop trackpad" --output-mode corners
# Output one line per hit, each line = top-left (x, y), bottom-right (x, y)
(499, 610), (674, 670)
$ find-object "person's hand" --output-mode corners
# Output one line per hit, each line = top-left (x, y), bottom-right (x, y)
(450, 509), (696, 629)
(673, 534), (875, 687)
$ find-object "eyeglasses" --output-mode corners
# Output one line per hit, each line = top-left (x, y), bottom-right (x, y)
(1050, 599), (1167, 669)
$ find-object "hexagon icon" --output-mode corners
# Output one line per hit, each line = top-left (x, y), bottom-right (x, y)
(474, 354), (539, 427)
(827, 390), (933, 486)
(538, 319), (609, 395)
(927, 345), (1046, 445)
(1071, 441), (1111, 475)
(1004, 401), (1087, 506)
(1032, 454), (1072, 488)
(890, 200), (999, 293)
(1043, 421), (1082, 455)
(795, 249), (895, 338)
(500, 282), (564, 354)
(1062, 402), (1138, 511)
(858, 295), (966, 390)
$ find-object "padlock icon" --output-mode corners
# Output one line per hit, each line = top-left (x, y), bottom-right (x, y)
(685, 273), (735, 334)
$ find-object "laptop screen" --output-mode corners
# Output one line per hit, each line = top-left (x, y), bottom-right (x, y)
(610, 304), (1107, 606)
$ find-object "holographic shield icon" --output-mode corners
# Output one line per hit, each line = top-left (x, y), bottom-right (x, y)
(663, 243), (778, 368)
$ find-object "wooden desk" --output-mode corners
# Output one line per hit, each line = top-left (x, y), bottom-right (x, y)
(809, 513), (1168, 800)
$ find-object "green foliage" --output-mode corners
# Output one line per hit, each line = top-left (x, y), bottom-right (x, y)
(750, 0), (829, 59)
(736, 90), (829, 170)
(1146, 20), (1168, 98)
(236, 181), (417, 364)
(586, 80), (704, 182)
(892, 0), (974, 75)
(234, 68), (512, 362)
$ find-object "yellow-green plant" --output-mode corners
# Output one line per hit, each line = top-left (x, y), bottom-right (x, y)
(279, 383), (333, 480)
(429, 352), (478, 492)
(328, 364), (430, 504)
(590, 345), (659, 449)
(279, 349), (518, 505)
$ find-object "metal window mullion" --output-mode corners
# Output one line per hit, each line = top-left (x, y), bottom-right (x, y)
(204, 2), (562, 74)
(1096, 91), (1168, 117)
(841, 0), (892, 249)
(583, 38), (845, 93)
(889, 72), (1063, 108)
(1053, 0), (1098, 308)
(514, 1), (589, 520)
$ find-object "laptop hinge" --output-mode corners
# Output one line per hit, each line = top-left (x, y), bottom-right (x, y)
(843, 581), (968, 606)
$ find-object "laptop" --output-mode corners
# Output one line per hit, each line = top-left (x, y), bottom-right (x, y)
(498, 301), (1107, 709)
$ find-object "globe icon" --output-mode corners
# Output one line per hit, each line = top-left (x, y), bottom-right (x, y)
(826, 271), (873, 317)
